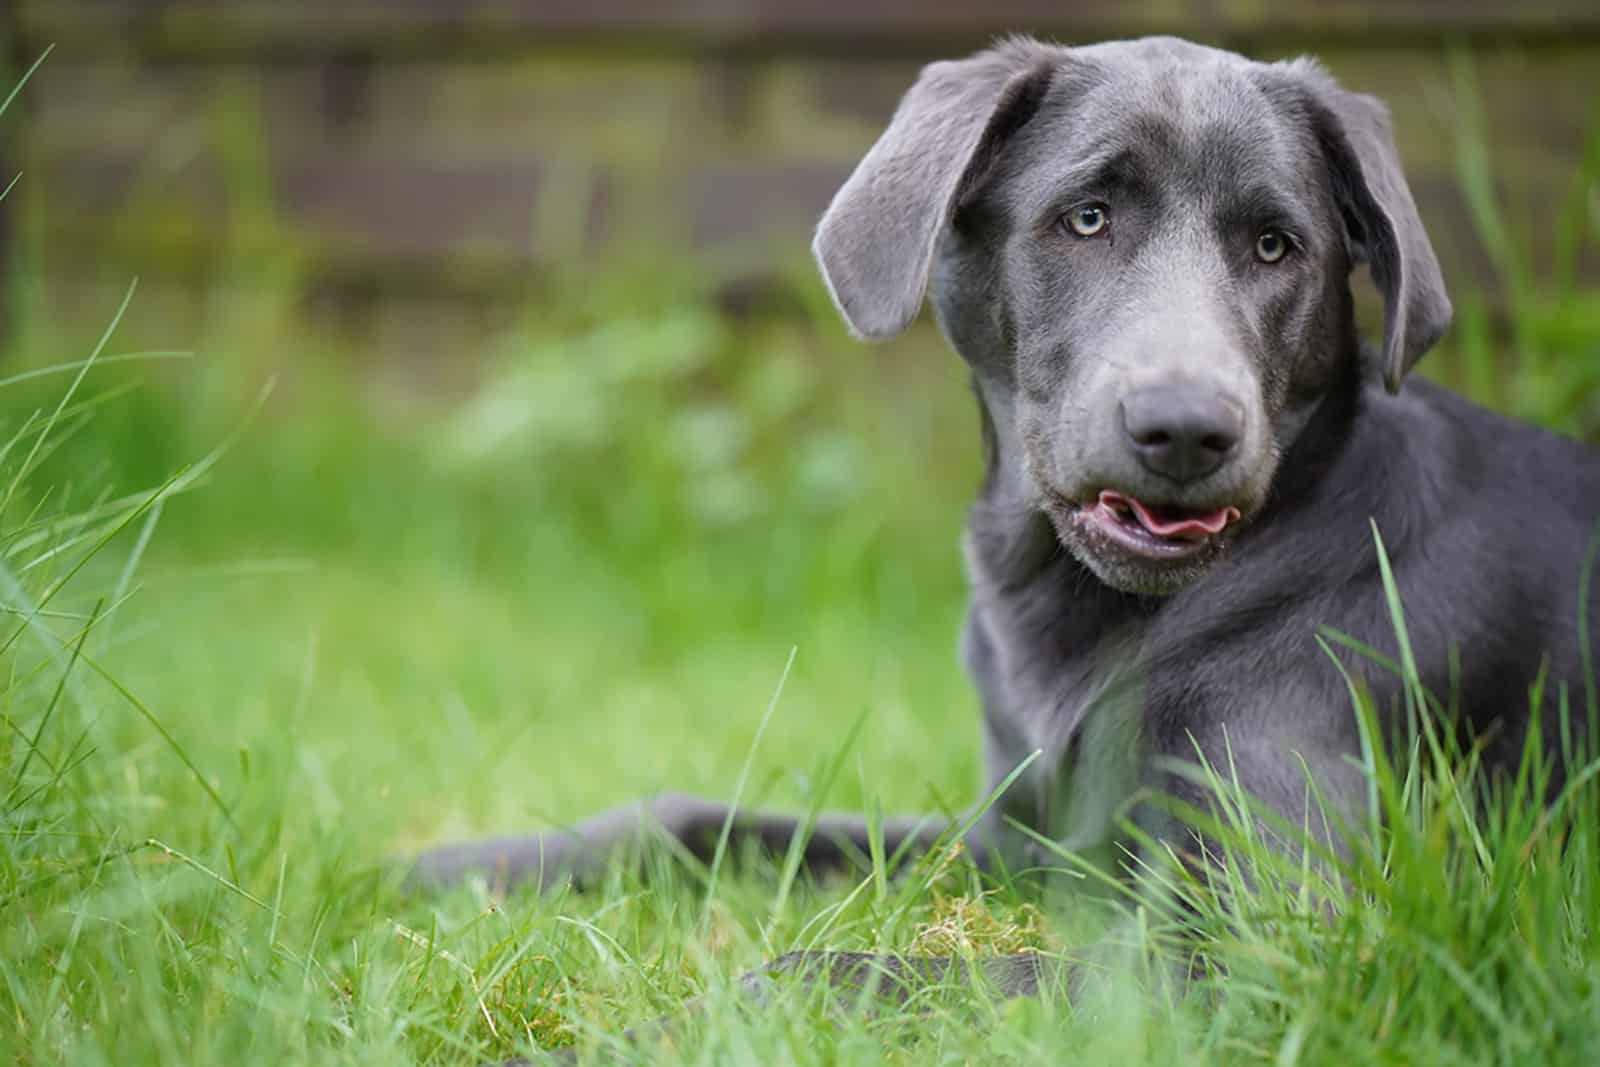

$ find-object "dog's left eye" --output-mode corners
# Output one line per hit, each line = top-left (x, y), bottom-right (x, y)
(1255, 229), (1290, 263)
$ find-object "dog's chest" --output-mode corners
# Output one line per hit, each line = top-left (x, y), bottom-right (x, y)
(967, 589), (1150, 858)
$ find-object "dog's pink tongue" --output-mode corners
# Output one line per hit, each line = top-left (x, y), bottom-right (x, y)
(1101, 491), (1239, 540)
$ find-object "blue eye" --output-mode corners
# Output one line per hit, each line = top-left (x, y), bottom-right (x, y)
(1064, 204), (1109, 237)
(1255, 229), (1289, 263)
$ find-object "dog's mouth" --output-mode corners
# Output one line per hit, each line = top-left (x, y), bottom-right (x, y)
(1070, 489), (1242, 560)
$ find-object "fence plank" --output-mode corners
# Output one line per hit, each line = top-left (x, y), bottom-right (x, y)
(18, 0), (1600, 53)
(10, 22), (1598, 323)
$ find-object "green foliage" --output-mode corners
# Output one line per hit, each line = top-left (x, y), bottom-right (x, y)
(1436, 49), (1600, 438)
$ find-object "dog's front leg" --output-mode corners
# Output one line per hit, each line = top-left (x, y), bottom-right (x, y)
(406, 794), (975, 893)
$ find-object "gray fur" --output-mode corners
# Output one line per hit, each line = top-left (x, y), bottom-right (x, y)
(410, 36), (1600, 1059)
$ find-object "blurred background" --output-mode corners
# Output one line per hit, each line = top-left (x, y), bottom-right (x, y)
(0, 2), (1597, 860)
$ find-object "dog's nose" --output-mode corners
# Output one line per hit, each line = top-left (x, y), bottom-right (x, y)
(1120, 386), (1242, 484)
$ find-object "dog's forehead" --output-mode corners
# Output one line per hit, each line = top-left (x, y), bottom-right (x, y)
(1011, 40), (1313, 206)
(1060, 35), (1271, 109)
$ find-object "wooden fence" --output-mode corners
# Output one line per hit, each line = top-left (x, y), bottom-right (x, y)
(5, 1), (1598, 342)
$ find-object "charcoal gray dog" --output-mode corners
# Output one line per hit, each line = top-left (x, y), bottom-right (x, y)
(411, 33), (1600, 1031)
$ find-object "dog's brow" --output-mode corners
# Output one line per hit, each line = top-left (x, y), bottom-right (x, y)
(1056, 149), (1156, 201)
(1218, 185), (1315, 237)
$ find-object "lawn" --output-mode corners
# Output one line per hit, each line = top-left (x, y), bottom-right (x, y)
(4, 74), (1600, 1067)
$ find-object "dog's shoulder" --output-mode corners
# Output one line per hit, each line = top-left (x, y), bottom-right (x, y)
(1345, 378), (1598, 651)
(1356, 376), (1598, 510)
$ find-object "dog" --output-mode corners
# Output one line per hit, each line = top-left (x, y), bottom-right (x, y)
(410, 33), (1600, 1045)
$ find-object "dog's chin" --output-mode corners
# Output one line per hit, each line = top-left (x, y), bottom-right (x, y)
(1044, 491), (1242, 597)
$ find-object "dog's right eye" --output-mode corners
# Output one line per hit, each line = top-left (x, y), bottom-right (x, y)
(1062, 204), (1109, 238)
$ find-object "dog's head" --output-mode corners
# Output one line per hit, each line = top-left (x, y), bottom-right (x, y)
(814, 36), (1451, 595)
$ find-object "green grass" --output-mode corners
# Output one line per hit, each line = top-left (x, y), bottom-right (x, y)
(4, 59), (1600, 1067)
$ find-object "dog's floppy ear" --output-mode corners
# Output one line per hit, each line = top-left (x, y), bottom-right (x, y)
(1286, 60), (1452, 393)
(813, 39), (1058, 341)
